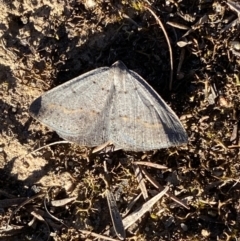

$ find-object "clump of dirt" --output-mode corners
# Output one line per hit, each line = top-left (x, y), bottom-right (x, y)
(1, 0), (240, 240)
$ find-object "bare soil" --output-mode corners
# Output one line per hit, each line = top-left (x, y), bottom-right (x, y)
(0, 0), (240, 240)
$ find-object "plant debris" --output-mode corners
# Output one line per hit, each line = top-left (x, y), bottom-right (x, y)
(1, 0), (240, 240)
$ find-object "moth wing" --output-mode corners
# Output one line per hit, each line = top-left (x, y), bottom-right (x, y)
(109, 62), (187, 151)
(29, 67), (114, 147)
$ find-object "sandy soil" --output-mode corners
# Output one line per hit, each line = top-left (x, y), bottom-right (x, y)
(1, 0), (240, 240)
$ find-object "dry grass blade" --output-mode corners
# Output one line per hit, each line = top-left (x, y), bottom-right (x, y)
(105, 189), (125, 240)
(25, 140), (69, 157)
(141, 168), (189, 210)
(122, 186), (169, 229)
(228, 145), (240, 149)
(50, 197), (76, 207)
(92, 141), (113, 153)
(103, 161), (125, 240)
(144, 5), (173, 90)
(141, 167), (164, 189)
(167, 21), (190, 30)
(122, 193), (142, 217)
(230, 123), (238, 142)
(133, 161), (167, 169)
(133, 164), (148, 200)
(227, 0), (240, 15)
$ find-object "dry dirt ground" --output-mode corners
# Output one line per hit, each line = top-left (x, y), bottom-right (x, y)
(0, 0), (240, 240)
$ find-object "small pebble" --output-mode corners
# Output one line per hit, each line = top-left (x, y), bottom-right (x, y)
(180, 223), (188, 231)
